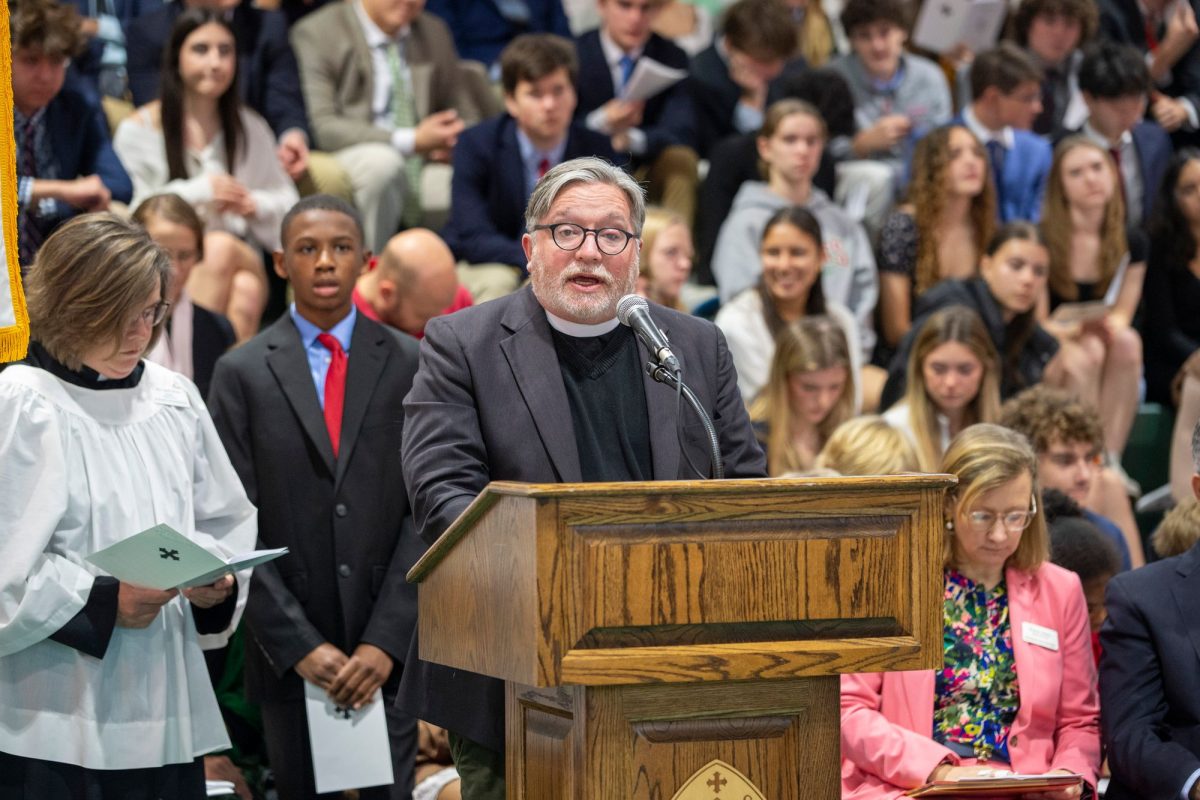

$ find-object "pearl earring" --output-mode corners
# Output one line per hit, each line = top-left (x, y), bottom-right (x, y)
(945, 520), (954, 531)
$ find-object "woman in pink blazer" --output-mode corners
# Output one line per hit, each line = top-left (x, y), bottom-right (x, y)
(841, 424), (1100, 799)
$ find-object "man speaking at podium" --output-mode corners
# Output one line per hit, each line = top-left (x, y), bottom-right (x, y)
(397, 156), (766, 799)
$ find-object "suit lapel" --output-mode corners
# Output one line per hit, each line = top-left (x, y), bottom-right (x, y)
(1170, 544), (1200, 665)
(500, 119), (528, 213)
(640, 310), (680, 479)
(265, 317), (336, 475)
(334, 317), (388, 487)
(342, 4), (376, 109)
(499, 289), (583, 482)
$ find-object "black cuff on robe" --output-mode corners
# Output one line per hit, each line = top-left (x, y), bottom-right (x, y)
(190, 579), (239, 635)
(49, 576), (119, 659)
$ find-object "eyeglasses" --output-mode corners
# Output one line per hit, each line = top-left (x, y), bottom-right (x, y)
(128, 301), (171, 332)
(962, 495), (1038, 534)
(531, 223), (639, 256)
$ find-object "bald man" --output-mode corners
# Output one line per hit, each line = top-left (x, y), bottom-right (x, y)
(353, 228), (472, 338)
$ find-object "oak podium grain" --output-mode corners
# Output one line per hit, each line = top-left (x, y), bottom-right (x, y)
(411, 476), (953, 799)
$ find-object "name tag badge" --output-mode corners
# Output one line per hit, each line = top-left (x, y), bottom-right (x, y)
(153, 388), (189, 408)
(1022, 621), (1059, 651)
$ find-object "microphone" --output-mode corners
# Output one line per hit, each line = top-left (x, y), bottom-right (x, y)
(617, 295), (680, 373)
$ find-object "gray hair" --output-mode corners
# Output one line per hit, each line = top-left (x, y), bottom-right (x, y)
(1193, 418), (1200, 474)
(524, 157), (646, 234)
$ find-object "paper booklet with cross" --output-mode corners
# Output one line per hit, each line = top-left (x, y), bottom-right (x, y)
(86, 524), (287, 591)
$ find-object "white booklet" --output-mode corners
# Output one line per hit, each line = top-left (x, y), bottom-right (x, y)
(912, 0), (1007, 54)
(86, 523), (287, 591)
(621, 57), (687, 103)
(305, 682), (394, 794)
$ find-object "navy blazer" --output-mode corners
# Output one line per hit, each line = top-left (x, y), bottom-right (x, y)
(424, 0), (570, 66)
(572, 29), (695, 163)
(1101, 541), (1200, 800)
(952, 113), (1051, 222)
(24, 85), (132, 224)
(1059, 121), (1172, 223)
(125, 1), (310, 139)
(395, 286), (767, 752)
(441, 114), (617, 269)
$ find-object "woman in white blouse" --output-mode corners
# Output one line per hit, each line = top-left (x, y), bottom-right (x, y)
(114, 8), (298, 342)
(0, 214), (256, 798)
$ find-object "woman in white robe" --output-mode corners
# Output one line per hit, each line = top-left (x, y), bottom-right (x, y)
(0, 213), (256, 799)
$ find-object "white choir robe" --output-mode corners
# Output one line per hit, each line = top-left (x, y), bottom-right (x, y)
(0, 360), (257, 769)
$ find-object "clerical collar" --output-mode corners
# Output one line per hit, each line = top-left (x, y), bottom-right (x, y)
(544, 311), (620, 337)
(23, 340), (144, 390)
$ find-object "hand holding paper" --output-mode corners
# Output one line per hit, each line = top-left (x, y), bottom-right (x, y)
(87, 523), (287, 591)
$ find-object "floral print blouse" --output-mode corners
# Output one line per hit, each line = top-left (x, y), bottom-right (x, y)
(933, 569), (1020, 762)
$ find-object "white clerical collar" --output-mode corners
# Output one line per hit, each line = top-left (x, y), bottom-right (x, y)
(544, 311), (620, 337)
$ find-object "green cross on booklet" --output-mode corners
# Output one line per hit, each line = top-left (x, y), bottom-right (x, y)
(87, 524), (287, 590)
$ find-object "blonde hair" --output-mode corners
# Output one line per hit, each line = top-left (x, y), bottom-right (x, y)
(797, 3), (836, 66)
(903, 307), (1002, 471)
(905, 126), (997, 295)
(750, 315), (854, 475)
(940, 423), (1049, 572)
(1150, 498), (1200, 558)
(638, 206), (689, 311)
(27, 213), (170, 370)
(1041, 136), (1128, 302)
(815, 415), (920, 474)
(757, 98), (827, 178)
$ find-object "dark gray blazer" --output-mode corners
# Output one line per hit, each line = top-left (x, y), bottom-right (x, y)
(1101, 540), (1200, 799)
(396, 286), (766, 751)
(208, 313), (424, 704)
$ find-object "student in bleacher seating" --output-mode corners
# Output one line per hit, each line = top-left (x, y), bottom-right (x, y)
(884, 307), (1002, 472)
(750, 315), (856, 475)
(1143, 149), (1200, 406)
(882, 223), (1058, 407)
(1038, 136), (1145, 473)
(1150, 497), (1200, 558)
(716, 206), (864, 408)
(114, 9), (299, 343)
(814, 415), (920, 475)
(877, 126), (997, 350)
(1011, 0), (1098, 137)
(840, 423), (1100, 799)
(711, 98), (878, 357)
(635, 206), (693, 312)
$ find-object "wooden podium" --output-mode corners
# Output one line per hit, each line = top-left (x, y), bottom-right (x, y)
(408, 475), (953, 800)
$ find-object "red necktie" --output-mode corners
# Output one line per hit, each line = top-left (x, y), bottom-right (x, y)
(538, 157), (550, 178)
(317, 333), (347, 456)
(1145, 17), (1159, 52)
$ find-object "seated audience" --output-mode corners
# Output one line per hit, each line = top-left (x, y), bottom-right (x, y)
(711, 99), (878, 355)
(715, 206), (865, 407)
(124, 0), (326, 192)
(0, 213), (255, 798)
(954, 43), (1052, 223)
(688, 0), (802, 158)
(134, 194), (236, 398)
(814, 415), (920, 474)
(354, 228), (469, 338)
(1072, 41), (1172, 228)
(789, 0), (837, 67)
(884, 307), (1001, 472)
(694, 65), (856, 284)
(441, 34), (615, 301)
(290, 0), (470, 252)
(750, 315), (855, 475)
(1038, 136), (1145, 469)
(999, 385), (1140, 568)
(415, 721), (461, 800)
(882, 223), (1058, 406)
(1100, 420), (1200, 800)
(1150, 496), (1200, 558)
(575, 0), (699, 222)
(831, 0), (952, 231)
(425, 0), (571, 70)
(841, 423), (1101, 799)
(877, 126), (996, 349)
(1011, 0), (1097, 136)
(1172, 353), (1200, 502)
(635, 206), (694, 311)
(1143, 149), (1200, 405)
(1097, 0), (1200, 138)
(114, 10), (299, 343)
(11, 0), (132, 269)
